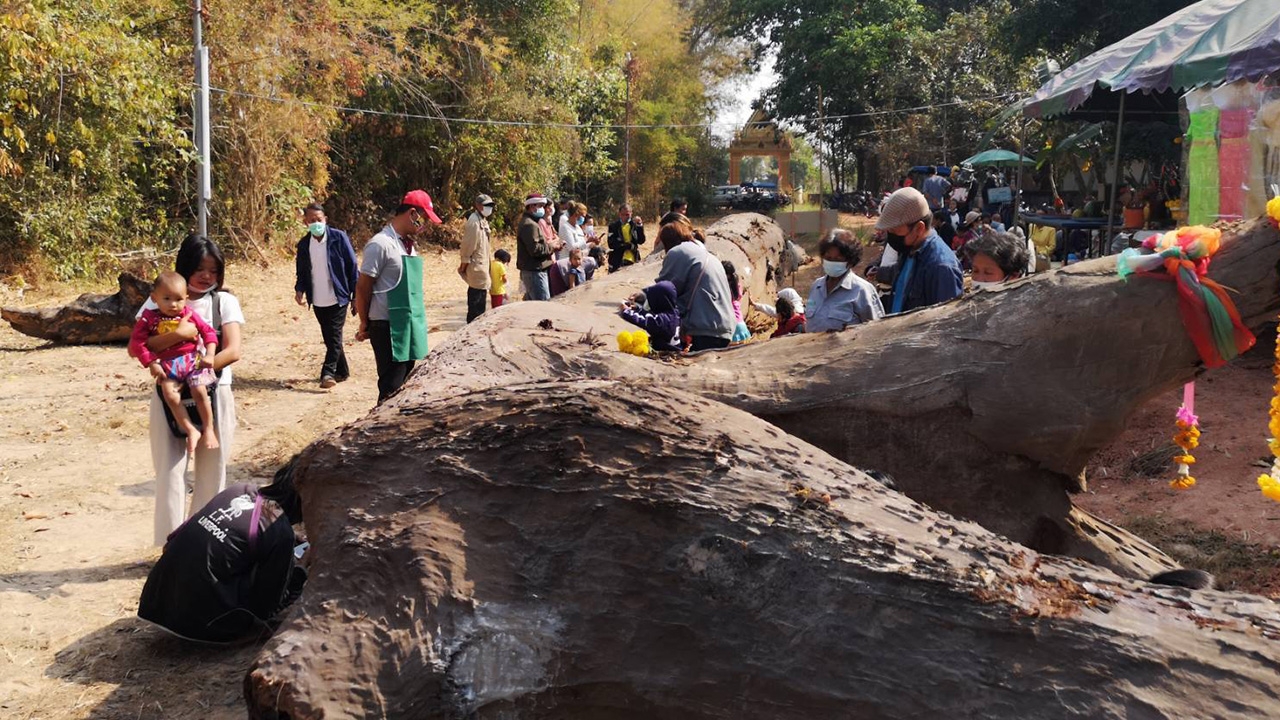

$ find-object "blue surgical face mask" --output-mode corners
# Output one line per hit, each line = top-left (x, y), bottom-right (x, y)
(576, 216), (585, 226)
(534, 208), (546, 219)
(822, 259), (849, 278)
(308, 221), (326, 238)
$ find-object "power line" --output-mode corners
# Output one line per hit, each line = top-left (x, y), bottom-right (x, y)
(206, 86), (1021, 131)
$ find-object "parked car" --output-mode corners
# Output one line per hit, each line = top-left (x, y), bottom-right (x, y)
(711, 185), (741, 210)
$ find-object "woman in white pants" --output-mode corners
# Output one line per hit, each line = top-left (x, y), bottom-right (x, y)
(135, 235), (244, 545)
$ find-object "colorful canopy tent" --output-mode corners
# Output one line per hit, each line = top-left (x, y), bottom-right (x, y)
(1023, 0), (1280, 245)
(1024, 0), (1280, 120)
(962, 150), (1036, 167)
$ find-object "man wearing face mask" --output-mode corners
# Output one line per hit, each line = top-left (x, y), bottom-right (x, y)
(874, 187), (964, 314)
(517, 193), (561, 301)
(355, 189), (441, 403)
(294, 202), (358, 388)
(459, 194), (495, 323)
(805, 229), (884, 332)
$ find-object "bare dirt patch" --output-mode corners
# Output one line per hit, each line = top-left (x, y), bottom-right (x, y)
(0, 245), (484, 719)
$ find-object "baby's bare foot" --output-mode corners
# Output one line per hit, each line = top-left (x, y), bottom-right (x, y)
(202, 429), (220, 451)
(184, 428), (201, 456)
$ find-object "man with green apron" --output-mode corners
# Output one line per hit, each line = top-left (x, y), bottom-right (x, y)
(355, 190), (440, 403)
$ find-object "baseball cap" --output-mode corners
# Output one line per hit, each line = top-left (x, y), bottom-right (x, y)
(524, 193), (549, 206)
(476, 193), (495, 206)
(401, 190), (442, 224)
(875, 187), (930, 231)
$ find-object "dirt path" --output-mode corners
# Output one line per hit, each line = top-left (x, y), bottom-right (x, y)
(0, 249), (474, 719)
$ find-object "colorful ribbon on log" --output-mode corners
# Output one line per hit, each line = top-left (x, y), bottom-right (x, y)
(1117, 226), (1255, 368)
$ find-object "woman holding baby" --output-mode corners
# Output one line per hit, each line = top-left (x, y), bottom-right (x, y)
(131, 234), (244, 545)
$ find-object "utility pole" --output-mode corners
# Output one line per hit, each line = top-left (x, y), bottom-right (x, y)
(193, 0), (211, 238)
(817, 85), (825, 225)
(623, 52), (636, 204)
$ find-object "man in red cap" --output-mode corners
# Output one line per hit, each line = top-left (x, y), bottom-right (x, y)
(354, 190), (441, 403)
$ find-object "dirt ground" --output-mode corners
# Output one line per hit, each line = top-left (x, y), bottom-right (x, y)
(2, 216), (1277, 717)
(0, 241), (488, 719)
(1080, 328), (1280, 596)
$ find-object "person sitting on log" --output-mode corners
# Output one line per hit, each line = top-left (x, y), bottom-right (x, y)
(770, 296), (806, 338)
(550, 248), (598, 297)
(873, 187), (964, 314)
(752, 288), (807, 337)
(966, 231), (1031, 291)
(654, 221), (736, 351)
(806, 229), (884, 333)
(619, 281), (682, 352)
(128, 271), (220, 456)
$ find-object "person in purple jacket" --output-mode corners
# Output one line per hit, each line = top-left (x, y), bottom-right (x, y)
(619, 280), (681, 352)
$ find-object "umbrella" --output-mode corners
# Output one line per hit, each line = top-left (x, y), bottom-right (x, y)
(1024, 0), (1280, 120)
(962, 149), (1036, 167)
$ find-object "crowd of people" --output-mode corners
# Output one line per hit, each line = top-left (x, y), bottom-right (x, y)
(127, 184), (1037, 642)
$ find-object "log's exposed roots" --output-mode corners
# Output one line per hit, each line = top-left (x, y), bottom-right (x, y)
(1, 272), (150, 344)
(245, 382), (1280, 720)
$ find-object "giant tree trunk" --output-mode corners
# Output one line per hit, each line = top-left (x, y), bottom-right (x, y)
(246, 214), (1280, 718)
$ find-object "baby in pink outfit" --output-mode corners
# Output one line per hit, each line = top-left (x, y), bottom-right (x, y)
(129, 272), (219, 455)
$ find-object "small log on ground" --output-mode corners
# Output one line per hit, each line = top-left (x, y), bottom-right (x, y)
(1, 272), (151, 344)
(245, 382), (1280, 719)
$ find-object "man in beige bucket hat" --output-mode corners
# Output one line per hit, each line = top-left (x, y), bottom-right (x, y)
(874, 187), (964, 313)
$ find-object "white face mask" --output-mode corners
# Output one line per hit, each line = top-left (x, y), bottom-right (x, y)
(481, 206), (493, 218)
(822, 260), (849, 278)
(972, 280), (1004, 291)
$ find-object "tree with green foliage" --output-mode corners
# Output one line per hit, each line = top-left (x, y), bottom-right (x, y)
(0, 0), (187, 278)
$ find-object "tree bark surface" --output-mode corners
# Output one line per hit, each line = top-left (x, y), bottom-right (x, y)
(246, 382), (1280, 720)
(244, 214), (1280, 718)
(399, 215), (1280, 575)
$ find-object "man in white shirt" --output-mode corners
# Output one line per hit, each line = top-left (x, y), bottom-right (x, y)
(293, 203), (358, 388)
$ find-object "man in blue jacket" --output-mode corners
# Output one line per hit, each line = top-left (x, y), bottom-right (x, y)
(295, 202), (359, 388)
(873, 187), (964, 314)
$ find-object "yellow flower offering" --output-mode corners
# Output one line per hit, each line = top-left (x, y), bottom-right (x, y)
(1260, 475), (1280, 502)
(616, 329), (651, 357)
(1262, 311), (1280, 502)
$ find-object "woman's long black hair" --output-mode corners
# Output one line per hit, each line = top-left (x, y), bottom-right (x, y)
(174, 233), (226, 291)
(722, 260), (740, 300)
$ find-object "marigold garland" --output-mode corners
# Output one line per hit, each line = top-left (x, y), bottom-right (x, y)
(1267, 196), (1280, 229)
(1258, 310), (1280, 502)
(1170, 412), (1200, 491)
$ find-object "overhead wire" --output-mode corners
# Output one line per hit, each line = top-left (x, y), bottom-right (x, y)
(205, 86), (1021, 131)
